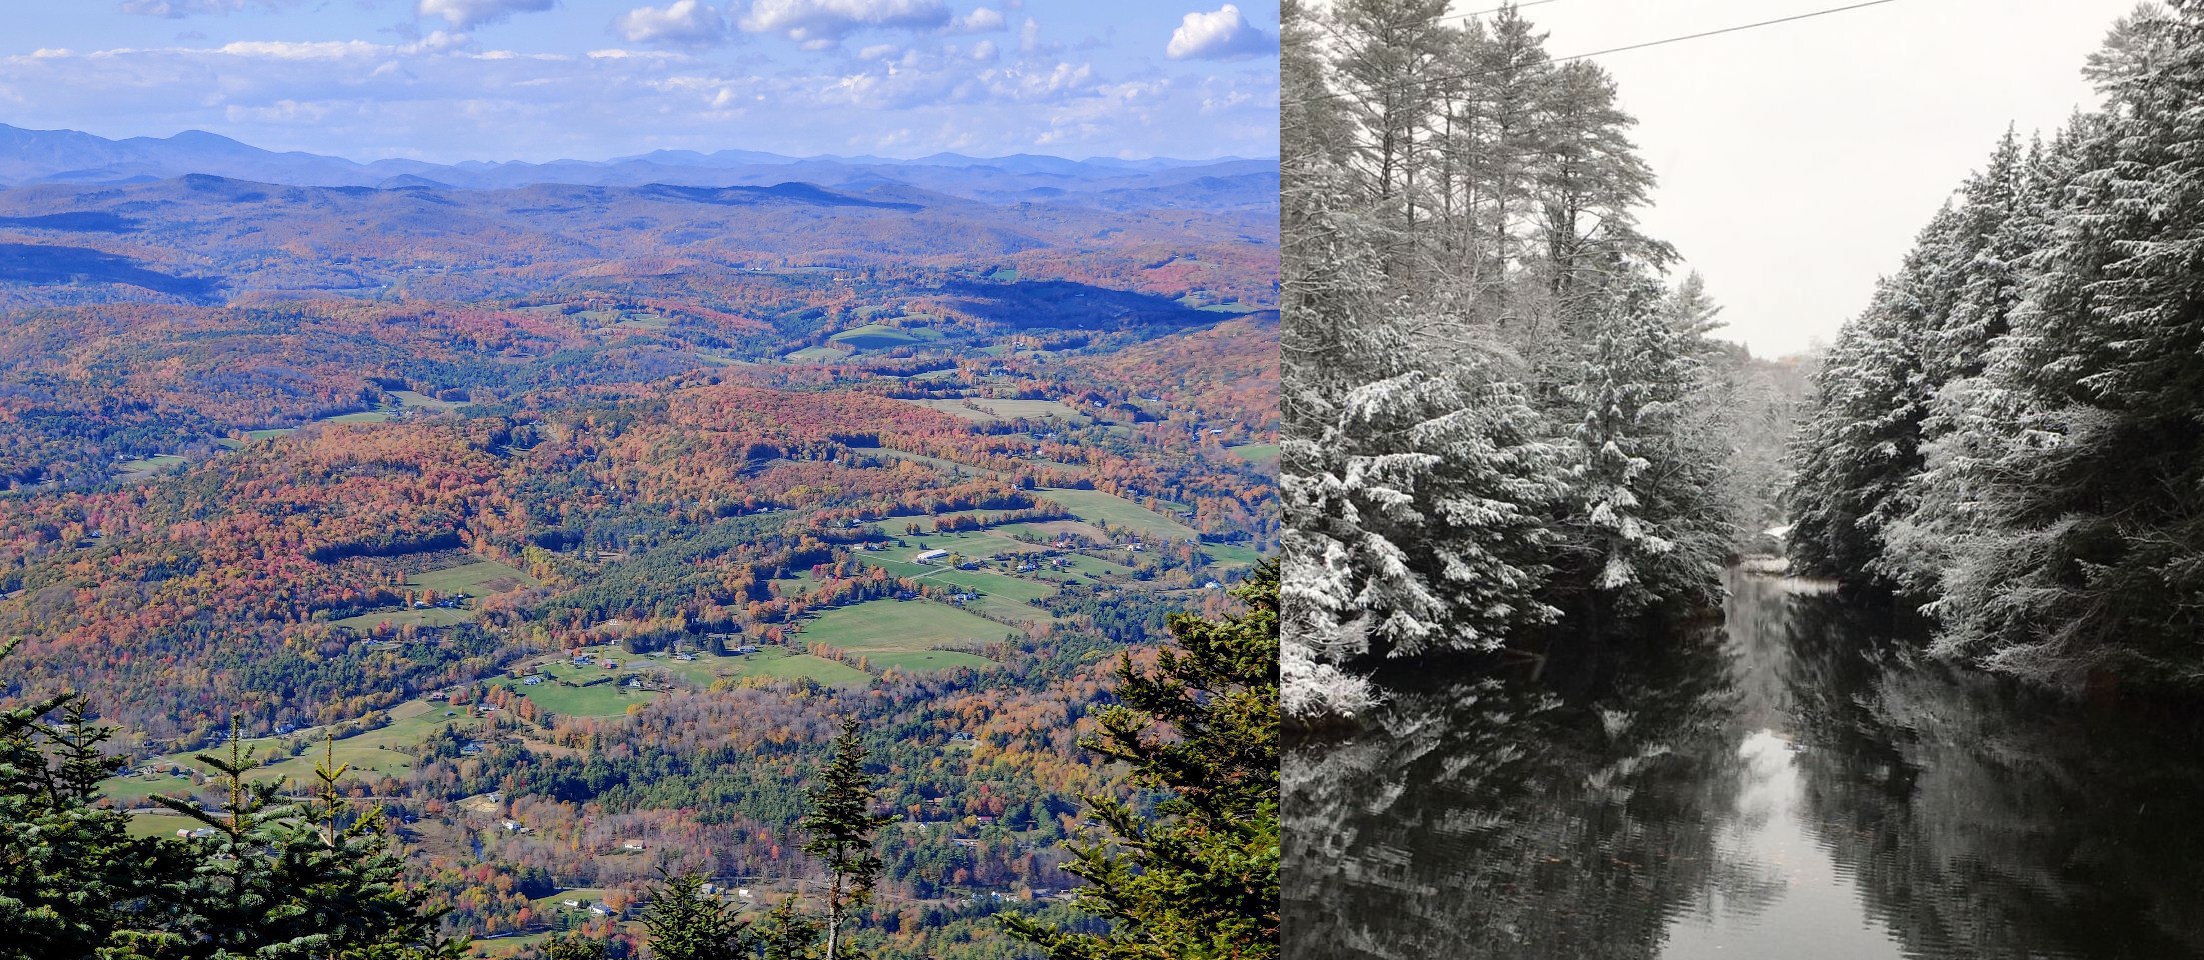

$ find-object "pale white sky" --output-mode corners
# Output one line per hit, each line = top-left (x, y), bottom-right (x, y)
(1505, 0), (2140, 358)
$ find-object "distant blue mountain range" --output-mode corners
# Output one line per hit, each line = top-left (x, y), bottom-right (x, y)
(0, 124), (1277, 211)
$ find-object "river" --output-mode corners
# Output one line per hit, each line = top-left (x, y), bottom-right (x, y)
(1284, 568), (2204, 959)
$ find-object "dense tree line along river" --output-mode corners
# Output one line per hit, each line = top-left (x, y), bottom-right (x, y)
(1284, 569), (2204, 960)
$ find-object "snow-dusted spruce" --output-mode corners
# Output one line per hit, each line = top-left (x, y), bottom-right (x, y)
(1789, 5), (2204, 691)
(1281, 0), (1764, 722)
(1282, 365), (1563, 675)
(1566, 275), (1730, 617)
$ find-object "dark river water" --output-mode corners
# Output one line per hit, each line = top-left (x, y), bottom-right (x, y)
(1285, 569), (2204, 959)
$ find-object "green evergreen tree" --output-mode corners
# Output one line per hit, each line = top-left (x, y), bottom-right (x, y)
(531, 932), (609, 960)
(752, 896), (822, 960)
(153, 734), (461, 958)
(0, 657), (192, 958)
(1, 638), (456, 960)
(801, 717), (892, 960)
(641, 873), (749, 960)
(1001, 565), (1280, 960)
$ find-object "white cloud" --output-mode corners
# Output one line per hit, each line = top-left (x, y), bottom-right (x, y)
(615, 1), (728, 48)
(118, 0), (293, 17)
(418, 0), (555, 29)
(1, 4), (1275, 162)
(1165, 4), (1275, 61)
(737, 0), (951, 46)
(950, 6), (1003, 33)
(213, 39), (385, 59)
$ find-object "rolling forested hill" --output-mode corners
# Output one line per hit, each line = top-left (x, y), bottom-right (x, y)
(0, 133), (1276, 957)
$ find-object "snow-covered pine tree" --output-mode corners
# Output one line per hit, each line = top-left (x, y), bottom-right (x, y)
(1934, 4), (2204, 687)
(1563, 272), (1729, 617)
(1876, 129), (2034, 594)
(1281, 356), (1564, 677)
(1787, 215), (1947, 583)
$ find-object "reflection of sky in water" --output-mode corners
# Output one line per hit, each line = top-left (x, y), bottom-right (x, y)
(1660, 728), (1907, 960)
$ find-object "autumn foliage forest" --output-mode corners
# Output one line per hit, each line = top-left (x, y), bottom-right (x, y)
(0, 164), (1276, 956)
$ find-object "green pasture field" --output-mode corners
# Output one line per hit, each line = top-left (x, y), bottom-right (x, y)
(216, 391), (459, 450)
(865, 523), (1047, 560)
(505, 659), (654, 717)
(994, 519), (1112, 544)
(1203, 543), (1264, 569)
(640, 646), (872, 688)
(331, 559), (535, 630)
(1226, 443), (1280, 467)
(861, 650), (997, 673)
(1036, 488), (1200, 541)
(722, 649), (874, 686)
(799, 599), (1008, 671)
(411, 559), (538, 595)
(1058, 553), (1136, 577)
(332, 606), (474, 631)
(115, 454), (187, 482)
(126, 813), (204, 839)
(247, 699), (472, 782)
(901, 398), (1094, 425)
(854, 556), (1057, 624)
(103, 699), (475, 802)
(829, 323), (927, 349)
(503, 675), (650, 717)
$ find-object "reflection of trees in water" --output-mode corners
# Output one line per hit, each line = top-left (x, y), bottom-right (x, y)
(1288, 575), (2204, 960)
(1284, 626), (1753, 960)
(1781, 587), (2204, 959)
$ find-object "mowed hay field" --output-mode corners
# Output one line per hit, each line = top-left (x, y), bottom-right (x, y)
(331, 559), (536, 630)
(503, 659), (654, 717)
(127, 813), (204, 839)
(246, 699), (474, 782)
(829, 323), (932, 350)
(800, 599), (1005, 672)
(1226, 442), (1280, 470)
(412, 559), (537, 594)
(902, 397), (1094, 425)
(1037, 488), (1200, 541)
(643, 646), (874, 688)
(103, 699), (479, 805)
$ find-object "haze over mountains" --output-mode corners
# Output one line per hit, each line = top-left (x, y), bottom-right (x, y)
(0, 123), (1278, 211)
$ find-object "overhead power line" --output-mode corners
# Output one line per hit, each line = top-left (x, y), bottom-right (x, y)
(1286, 0), (1565, 48)
(1291, 0), (1907, 105)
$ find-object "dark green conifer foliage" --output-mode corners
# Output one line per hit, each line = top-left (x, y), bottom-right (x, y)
(1001, 565), (1280, 960)
(532, 933), (610, 960)
(1, 638), (459, 960)
(641, 873), (750, 960)
(801, 716), (893, 960)
(753, 896), (823, 960)
(0, 650), (190, 958)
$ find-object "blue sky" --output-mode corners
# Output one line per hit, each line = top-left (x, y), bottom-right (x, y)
(0, 0), (1277, 162)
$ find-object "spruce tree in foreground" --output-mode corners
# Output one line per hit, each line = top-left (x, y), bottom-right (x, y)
(641, 873), (749, 960)
(0, 640), (461, 959)
(752, 896), (823, 960)
(1001, 565), (1280, 960)
(802, 716), (893, 960)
